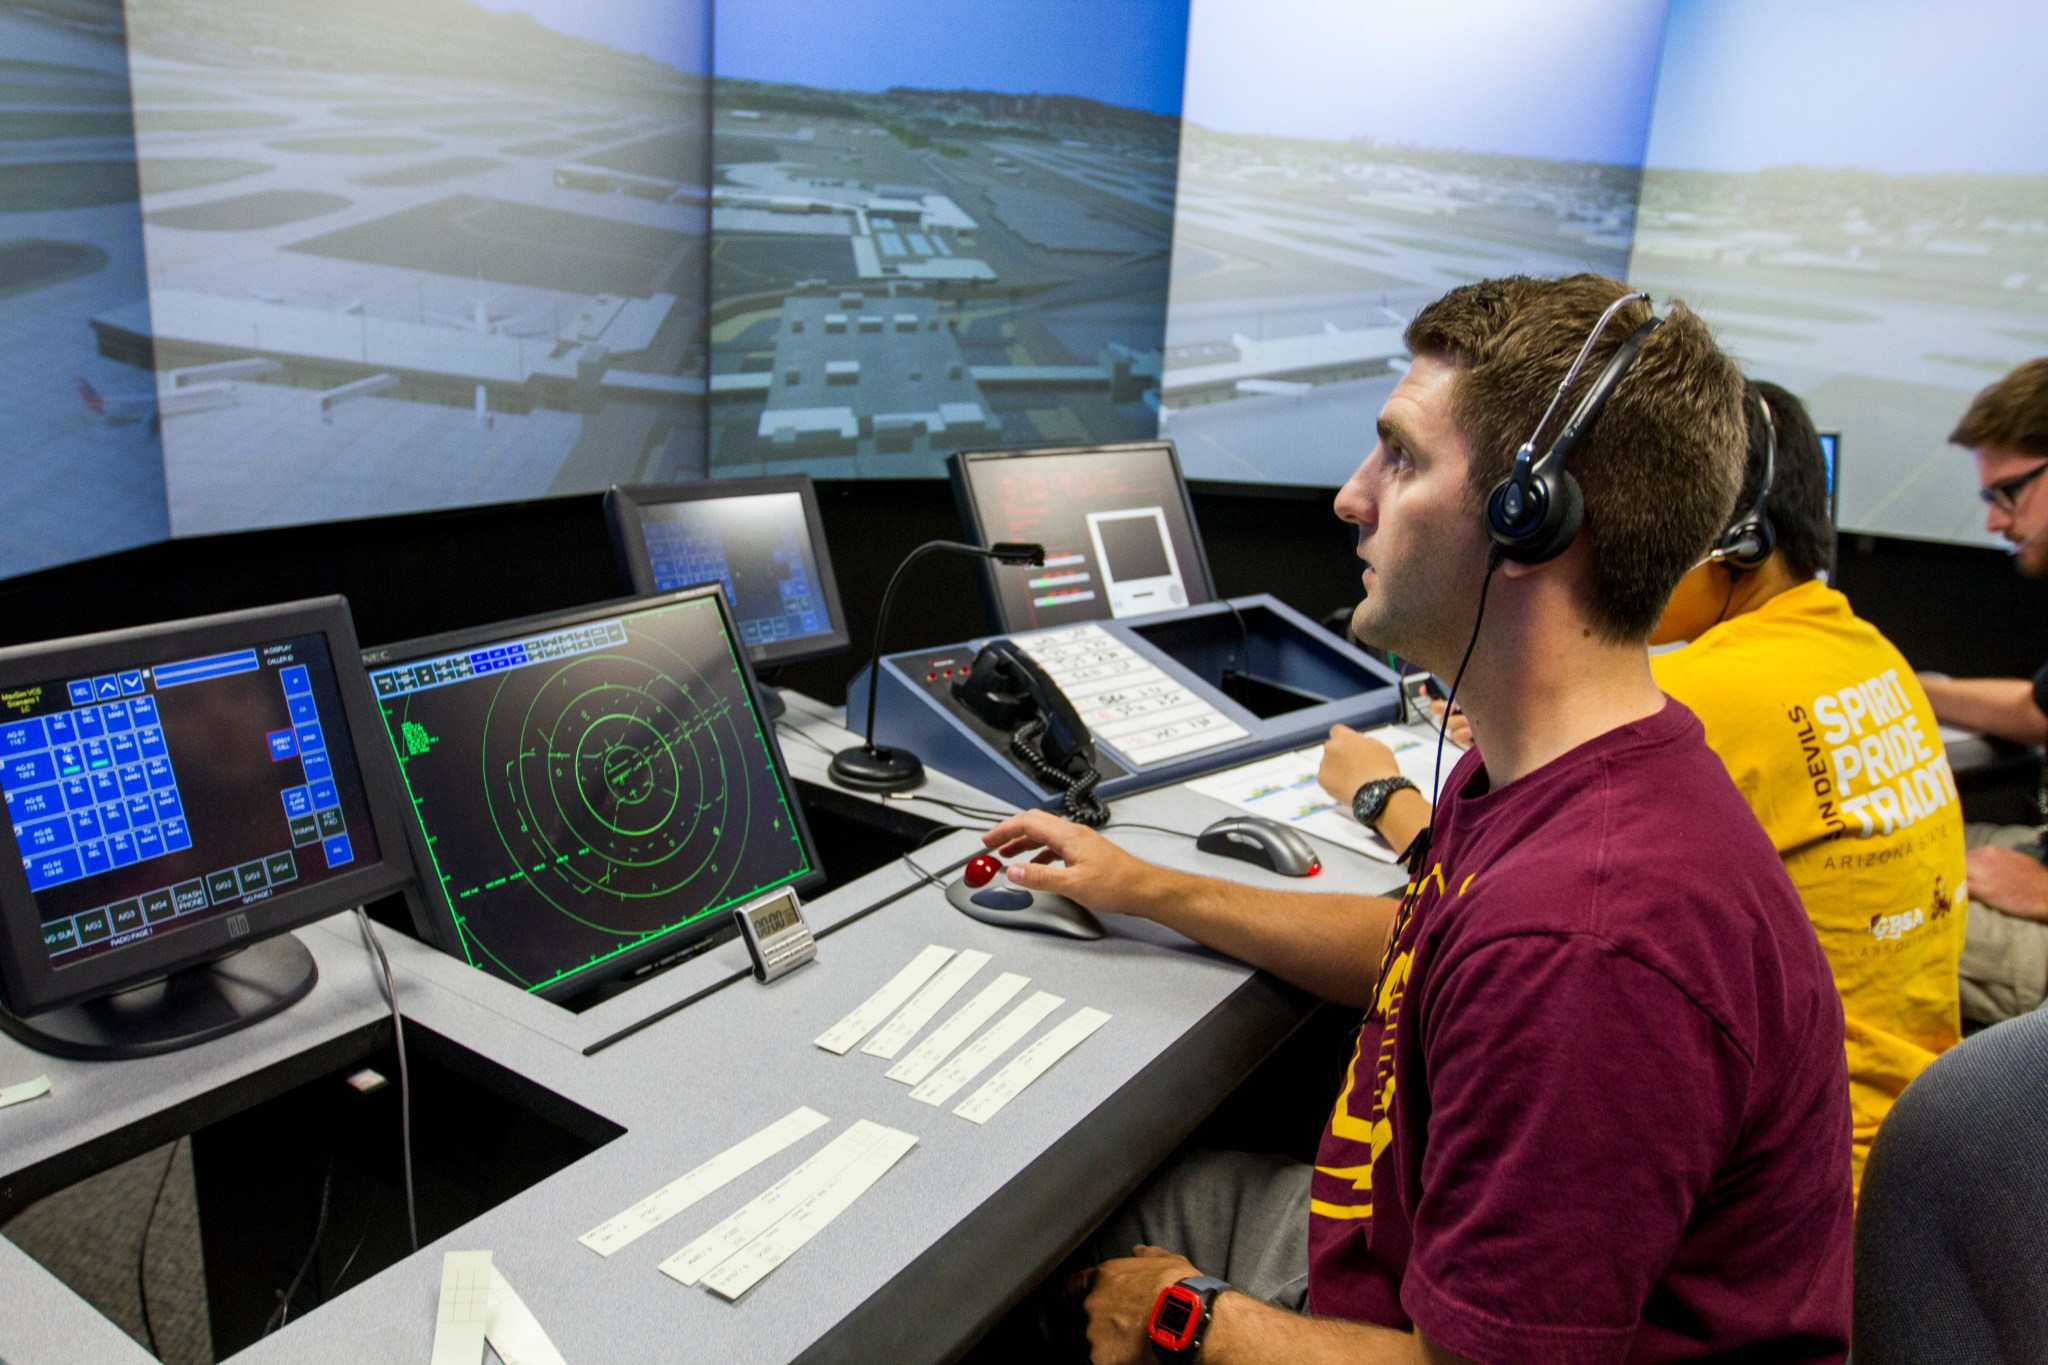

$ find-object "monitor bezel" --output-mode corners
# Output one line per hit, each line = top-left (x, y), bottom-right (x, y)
(1817, 431), (1841, 528)
(0, 596), (414, 1019)
(948, 440), (1217, 633)
(360, 583), (826, 1003)
(602, 475), (851, 669)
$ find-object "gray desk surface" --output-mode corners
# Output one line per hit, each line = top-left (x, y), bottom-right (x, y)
(0, 696), (1408, 1365)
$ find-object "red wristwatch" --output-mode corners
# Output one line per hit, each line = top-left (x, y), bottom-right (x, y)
(1148, 1275), (1231, 1362)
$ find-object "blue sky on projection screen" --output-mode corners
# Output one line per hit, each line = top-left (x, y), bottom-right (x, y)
(115, 0), (710, 539)
(0, 0), (169, 579)
(1155, 0), (1669, 487)
(1630, 0), (2048, 548)
(704, 0), (1192, 479)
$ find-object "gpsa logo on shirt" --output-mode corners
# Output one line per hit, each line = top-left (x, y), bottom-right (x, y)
(1868, 908), (1924, 942)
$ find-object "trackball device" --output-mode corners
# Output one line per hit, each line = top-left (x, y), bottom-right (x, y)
(943, 853), (1106, 940)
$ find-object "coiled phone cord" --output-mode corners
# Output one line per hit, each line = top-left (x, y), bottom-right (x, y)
(1010, 716), (1111, 828)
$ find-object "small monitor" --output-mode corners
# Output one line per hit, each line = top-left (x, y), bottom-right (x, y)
(362, 585), (823, 1004)
(603, 476), (849, 669)
(951, 441), (1215, 632)
(0, 597), (412, 1057)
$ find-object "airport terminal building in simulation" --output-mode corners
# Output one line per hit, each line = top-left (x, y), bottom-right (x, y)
(1, 2), (2046, 1364)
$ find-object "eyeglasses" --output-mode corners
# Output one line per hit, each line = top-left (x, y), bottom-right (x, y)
(1980, 461), (2048, 514)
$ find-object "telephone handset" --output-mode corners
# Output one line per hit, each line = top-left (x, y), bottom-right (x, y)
(951, 640), (1110, 826)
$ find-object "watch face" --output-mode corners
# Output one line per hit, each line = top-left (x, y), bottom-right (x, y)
(1149, 1285), (1200, 1350)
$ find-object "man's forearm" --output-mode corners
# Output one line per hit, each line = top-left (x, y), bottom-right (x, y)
(1920, 675), (2048, 745)
(1200, 1293), (1425, 1365)
(1128, 870), (1394, 1008)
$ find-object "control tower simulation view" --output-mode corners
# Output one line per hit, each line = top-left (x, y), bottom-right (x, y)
(0, 0), (171, 578)
(705, 2), (1188, 478)
(98, 0), (711, 537)
(1627, 0), (2048, 548)
(1155, 0), (1668, 489)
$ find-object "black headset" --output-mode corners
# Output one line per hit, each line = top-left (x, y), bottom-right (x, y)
(1705, 389), (1777, 572)
(1484, 293), (1663, 565)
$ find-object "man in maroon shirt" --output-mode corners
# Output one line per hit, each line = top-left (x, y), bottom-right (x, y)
(982, 275), (1853, 1363)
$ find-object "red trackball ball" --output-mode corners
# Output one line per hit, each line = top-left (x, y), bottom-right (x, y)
(963, 853), (1002, 889)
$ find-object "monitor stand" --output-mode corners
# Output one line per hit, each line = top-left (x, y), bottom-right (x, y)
(0, 934), (318, 1061)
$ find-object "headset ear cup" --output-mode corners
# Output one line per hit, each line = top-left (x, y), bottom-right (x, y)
(1537, 471), (1585, 563)
(1499, 470), (1583, 564)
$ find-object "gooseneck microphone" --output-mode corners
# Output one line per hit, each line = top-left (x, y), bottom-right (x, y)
(829, 539), (1045, 793)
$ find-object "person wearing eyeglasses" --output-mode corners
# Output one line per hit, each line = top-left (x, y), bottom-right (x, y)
(1915, 358), (2048, 1025)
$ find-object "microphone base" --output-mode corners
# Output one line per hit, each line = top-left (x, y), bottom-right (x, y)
(829, 744), (926, 793)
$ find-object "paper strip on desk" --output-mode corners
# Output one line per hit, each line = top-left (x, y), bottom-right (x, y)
(909, 990), (1064, 1106)
(701, 1125), (918, 1301)
(660, 1120), (901, 1287)
(0, 1075), (50, 1110)
(814, 945), (956, 1055)
(431, 1250), (492, 1365)
(485, 1266), (567, 1365)
(955, 1008), (1112, 1125)
(578, 1106), (830, 1257)
(861, 949), (991, 1059)
(886, 972), (1030, 1086)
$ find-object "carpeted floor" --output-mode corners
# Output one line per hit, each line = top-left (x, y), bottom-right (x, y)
(3, 1139), (213, 1364)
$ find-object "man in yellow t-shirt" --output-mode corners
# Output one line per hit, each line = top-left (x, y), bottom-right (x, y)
(1322, 381), (1964, 1199)
(1646, 382), (1965, 1197)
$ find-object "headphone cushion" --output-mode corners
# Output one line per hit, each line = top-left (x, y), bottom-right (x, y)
(1495, 470), (1583, 564)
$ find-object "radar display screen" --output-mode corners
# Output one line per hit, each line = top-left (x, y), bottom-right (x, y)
(366, 590), (817, 1000)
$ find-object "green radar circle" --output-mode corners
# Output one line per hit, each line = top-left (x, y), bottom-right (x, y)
(479, 650), (753, 917)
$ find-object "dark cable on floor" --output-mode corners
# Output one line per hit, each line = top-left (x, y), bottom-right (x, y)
(265, 1152), (336, 1335)
(136, 1136), (181, 1359)
(324, 1185), (382, 1301)
(355, 909), (419, 1253)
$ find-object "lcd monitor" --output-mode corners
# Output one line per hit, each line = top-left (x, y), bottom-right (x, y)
(362, 585), (821, 1004)
(951, 441), (1215, 633)
(0, 598), (412, 1057)
(603, 476), (849, 669)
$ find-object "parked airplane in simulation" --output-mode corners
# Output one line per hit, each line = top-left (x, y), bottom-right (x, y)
(73, 376), (160, 436)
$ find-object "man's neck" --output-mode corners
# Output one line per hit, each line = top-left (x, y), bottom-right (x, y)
(1454, 609), (1667, 790)
(1720, 557), (1806, 620)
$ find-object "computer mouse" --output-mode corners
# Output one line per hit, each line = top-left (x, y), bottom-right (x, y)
(943, 855), (1106, 940)
(1196, 816), (1322, 877)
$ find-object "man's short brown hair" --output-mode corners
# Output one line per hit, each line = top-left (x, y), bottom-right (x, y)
(1404, 274), (1746, 641)
(1950, 357), (2048, 457)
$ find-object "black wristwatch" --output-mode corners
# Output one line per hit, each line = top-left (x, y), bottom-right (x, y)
(1149, 1275), (1231, 1362)
(1352, 775), (1419, 830)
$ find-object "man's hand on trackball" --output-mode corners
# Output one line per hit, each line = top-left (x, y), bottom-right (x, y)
(1070, 1245), (1200, 1365)
(982, 809), (1160, 919)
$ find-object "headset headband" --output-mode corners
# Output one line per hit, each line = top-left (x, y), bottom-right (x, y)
(1484, 292), (1662, 565)
(1708, 390), (1778, 571)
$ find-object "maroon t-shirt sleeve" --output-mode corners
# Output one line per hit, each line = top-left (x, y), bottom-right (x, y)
(1400, 929), (1751, 1364)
